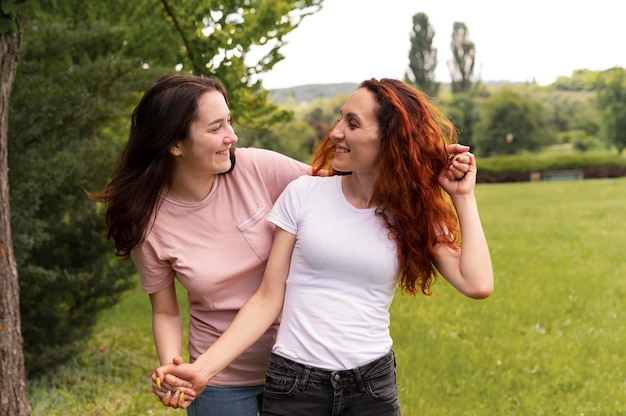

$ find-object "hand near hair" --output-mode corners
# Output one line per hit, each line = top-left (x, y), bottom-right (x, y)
(151, 356), (197, 409)
(439, 145), (477, 197)
(443, 144), (471, 182)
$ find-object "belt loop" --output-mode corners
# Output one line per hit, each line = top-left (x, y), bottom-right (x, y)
(299, 366), (311, 391)
(353, 367), (366, 393)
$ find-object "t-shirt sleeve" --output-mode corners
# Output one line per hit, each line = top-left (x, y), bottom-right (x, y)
(249, 148), (310, 202)
(131, 240), (176, 294)
(266, 177), (308, 235)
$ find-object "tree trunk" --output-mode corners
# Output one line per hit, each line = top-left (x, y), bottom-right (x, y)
(0, 10), (31, 416)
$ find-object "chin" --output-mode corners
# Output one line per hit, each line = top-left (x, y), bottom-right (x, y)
(331, 163), (351, 174)
(214, 161), (232, 174)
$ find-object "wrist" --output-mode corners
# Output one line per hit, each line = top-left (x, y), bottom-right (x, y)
(193, 353), (218, 382)
(450, 192), (477, 206)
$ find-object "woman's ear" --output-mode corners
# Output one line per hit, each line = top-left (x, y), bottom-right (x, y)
(170, 141), (183, 157)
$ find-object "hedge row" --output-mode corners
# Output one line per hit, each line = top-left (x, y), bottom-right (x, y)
(475, 152), (626, 183)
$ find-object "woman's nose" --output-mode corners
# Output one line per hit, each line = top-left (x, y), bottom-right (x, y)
(329, 124), (343, 141)
(225, 126), (238, 144)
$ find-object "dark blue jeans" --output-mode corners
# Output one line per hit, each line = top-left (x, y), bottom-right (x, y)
(186, 385), (263, 416)
(261, 350), (401, 415)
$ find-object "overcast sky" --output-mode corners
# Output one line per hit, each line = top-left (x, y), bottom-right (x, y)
(256, 0), (624, 89)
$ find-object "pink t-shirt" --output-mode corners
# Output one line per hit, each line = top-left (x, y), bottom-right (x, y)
(131, 147), (309, 386)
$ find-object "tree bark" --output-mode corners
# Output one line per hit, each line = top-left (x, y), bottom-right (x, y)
(0, 10), (31, 416)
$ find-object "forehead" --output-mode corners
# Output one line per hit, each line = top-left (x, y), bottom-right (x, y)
(196, 90), (229, 118)
(342, 88), (378, 120)
(197, 90), (227, 108)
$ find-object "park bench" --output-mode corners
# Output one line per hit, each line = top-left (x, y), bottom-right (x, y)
(541, 169), (584, 181)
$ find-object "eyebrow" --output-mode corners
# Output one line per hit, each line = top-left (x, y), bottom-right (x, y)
(344, 111), (362, 123)
(206, 114), (230, 125)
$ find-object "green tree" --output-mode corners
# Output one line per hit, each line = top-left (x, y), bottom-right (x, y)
(404, 12), (439, 98)
(445, 90), (479, 148)
(596, 67), (626, 154)
(10, 14), (147, 377)
(9, 0), (323, 378)
(539, 89), (600, 146)
(303, 102), (339, 152)
(448, 22), (475, 94)
(32, 0), (323, 129)
(235, 121), (312, 162)
(473, 86), (553, 156)
(0, 0), (31, 413)
(552, 68), (607, 92)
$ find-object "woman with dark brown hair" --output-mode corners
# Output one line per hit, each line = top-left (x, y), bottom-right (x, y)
(89, 74), (311, 414)
(156, 78), (493, 415)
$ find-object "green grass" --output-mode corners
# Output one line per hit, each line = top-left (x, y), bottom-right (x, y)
(28, 281), (190, 416)
(28, 178), (626, 415)
(393, 177), (626, 415)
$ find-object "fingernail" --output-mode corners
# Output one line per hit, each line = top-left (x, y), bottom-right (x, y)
(156, 377), (161, 389)
(179, 392), (185, 403)
(173, 390), (180, 400)
(164, 390), (171, 400)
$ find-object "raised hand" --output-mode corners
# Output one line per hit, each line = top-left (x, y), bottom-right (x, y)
(439, 149), (477, 197)
(443, 144), (471, 182)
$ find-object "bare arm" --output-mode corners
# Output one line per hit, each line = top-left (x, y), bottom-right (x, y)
(436, 151), (494, 299)
(150, 283), (183, 364)
(149, 283), (194, 407)
(156, 227), (296, 394)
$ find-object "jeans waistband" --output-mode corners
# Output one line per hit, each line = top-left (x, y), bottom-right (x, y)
(268, 350), (396, 385)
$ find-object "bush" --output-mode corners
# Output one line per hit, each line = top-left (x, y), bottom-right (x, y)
(476, 151), (626, 183)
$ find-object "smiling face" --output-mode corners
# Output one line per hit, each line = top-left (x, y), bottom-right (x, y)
(329, 87), (382, 175)
(170, 90), (238, 176)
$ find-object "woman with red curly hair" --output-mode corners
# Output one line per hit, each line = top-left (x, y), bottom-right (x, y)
(157, 78), (493, 415)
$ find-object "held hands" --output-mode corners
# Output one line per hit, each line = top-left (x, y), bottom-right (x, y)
(151, 357), (198, 409)
(153, 356), (214, 408)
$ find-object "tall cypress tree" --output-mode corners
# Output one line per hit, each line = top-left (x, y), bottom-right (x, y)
(405, 12), (439, 98)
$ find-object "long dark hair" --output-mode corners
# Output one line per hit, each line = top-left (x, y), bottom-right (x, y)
(89, 74), (229, 259)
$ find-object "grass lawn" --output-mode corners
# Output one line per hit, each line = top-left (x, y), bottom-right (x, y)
(28, 178), (626, 415)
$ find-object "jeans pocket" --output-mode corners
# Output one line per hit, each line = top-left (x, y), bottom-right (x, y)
(364, 368), (399, 401)
(264, 372), (299, 398)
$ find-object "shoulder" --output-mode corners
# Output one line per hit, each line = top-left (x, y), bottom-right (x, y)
(235, 147), (295, 165)
(285, 174), (337, 193)
(233, 147), (309, 176)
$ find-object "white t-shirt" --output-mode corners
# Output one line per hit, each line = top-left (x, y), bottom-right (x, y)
(131, 147), (309, 386)
(267, 175), (399, 370)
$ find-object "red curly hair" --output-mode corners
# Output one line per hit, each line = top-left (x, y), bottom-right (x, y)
(312, 78), (460, 296)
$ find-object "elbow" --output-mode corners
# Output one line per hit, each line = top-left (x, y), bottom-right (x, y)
(466, 277), (494, 299)
(469, 287), (493, 299)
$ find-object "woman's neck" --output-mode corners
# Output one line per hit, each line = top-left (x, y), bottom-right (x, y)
(341, 173), (378, 209)
(166, 174), (216, 202)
